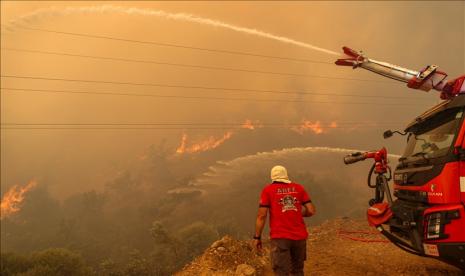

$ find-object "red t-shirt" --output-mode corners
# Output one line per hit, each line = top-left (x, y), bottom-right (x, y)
(259, 182), (311, 240)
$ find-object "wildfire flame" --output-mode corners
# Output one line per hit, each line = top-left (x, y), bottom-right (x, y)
(1, 180), (37, 220)
(292, 120), (324, 134)
(176, 119), (262, 154)
(175, 119), (336, 154)
(176, 131), (234, 154)
(292, 120), (338, 135)
(241, 119), (262, 130)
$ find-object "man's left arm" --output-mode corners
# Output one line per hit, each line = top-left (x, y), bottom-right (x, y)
(301, 186), (315, 217)
(302, 202), (316, 217)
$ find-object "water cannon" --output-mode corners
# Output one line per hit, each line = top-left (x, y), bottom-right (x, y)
(335, 46), (465, 99)
(344, 147), (393, 207)
(343, 152), (366, 164)
(343, 147), (389, 175)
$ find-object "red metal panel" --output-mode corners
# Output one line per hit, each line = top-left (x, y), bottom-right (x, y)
(393, 162), (461, 204)
(457, 120), (465, 205)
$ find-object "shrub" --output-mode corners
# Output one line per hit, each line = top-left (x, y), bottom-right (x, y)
(0, 248), (93, 276)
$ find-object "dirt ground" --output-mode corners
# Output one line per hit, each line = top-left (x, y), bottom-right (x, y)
(178, 217), (464, 275)
(301, 218), (463, 276)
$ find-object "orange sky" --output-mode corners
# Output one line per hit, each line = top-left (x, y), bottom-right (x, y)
(1, 1), (463, 197)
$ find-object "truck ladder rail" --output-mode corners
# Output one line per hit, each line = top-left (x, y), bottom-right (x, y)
(335, 46), (465, 99)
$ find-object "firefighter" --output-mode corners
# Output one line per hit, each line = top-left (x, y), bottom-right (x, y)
(253, 165), (315, 276)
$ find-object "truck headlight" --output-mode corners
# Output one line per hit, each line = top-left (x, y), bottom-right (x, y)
(426, 212), (442, 239)
(425, 210), (460, 240)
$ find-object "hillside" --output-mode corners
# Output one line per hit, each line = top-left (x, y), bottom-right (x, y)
(177, 218), (463, 275)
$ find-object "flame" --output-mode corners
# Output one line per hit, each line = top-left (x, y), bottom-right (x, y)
(176, 131), (234, 154)
(241, 119), (262, 130)
(176, 119), (262, 155)
(241, 119), (255, 130)
(174, 119), (339, 154)
(175, 133), (188, 154)
(292, 120), (339, 134)
(292, 120), (324, 135)
(1, 180), (37, 220)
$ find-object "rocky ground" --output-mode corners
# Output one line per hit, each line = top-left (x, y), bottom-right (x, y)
(177, 218), (463, 275)
(175, 235), (270, 276)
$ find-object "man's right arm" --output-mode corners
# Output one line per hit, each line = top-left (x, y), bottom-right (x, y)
(255, 207), (268, 238)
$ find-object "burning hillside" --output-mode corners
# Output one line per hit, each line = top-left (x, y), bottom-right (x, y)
(291, 120), (338, 135)
(174, 119), (341, 155)
(175, 119), (262, 155)
(176, 132), (234, 154)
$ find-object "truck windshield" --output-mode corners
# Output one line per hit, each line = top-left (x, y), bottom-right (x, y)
(403, 109), (463, 159)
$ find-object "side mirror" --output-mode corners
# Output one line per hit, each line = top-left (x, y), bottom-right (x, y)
(383, 130), (393, 139)
(384, 129), (407, 139)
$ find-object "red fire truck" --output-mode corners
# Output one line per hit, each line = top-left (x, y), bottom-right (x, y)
(338, 47), (465, 269)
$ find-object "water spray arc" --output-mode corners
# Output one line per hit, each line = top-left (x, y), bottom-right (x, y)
(184, 146), (401, 189)
(214, 147), (401, 168)
(8, 5), (339, 56)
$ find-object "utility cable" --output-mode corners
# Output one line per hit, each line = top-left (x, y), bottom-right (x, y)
(1, 87), (432, 103)
(1, 47), (392, 83)
(0, 76), (430, 101)
(2, 125), (404, 130)
(3, 122), (405, 126)
(2, 25), (332, 64)
(1, 87), (431, 106)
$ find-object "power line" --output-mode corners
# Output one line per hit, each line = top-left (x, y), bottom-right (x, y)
(5, 25), (332, 65)
(1, 87), (431, 106)
(3, 122), (405, 126)
(1, 121), (409, 129)
(1, 126), (404, 130)
(1, 87), (432, 104)
(2, 47), (393, 83)
(0, 76), (428, 101)
(1, 87), (313, 102)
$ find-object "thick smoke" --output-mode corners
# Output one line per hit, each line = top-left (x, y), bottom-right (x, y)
(1, 2), (463, 274)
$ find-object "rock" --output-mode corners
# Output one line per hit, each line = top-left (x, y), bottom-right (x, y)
(177, 235), (270, 275)
(211, 240), (224, 248)
(199, 271), (212, 276)
(235, 264), (256, 276)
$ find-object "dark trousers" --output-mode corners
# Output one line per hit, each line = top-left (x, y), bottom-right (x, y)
(270, 238), (307, 276)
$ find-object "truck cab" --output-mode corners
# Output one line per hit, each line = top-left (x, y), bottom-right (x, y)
(391, 95), (465, 268)
(336, 46), (465, 269)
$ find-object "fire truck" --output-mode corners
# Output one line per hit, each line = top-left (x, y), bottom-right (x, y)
(338, 47), (465, 269)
